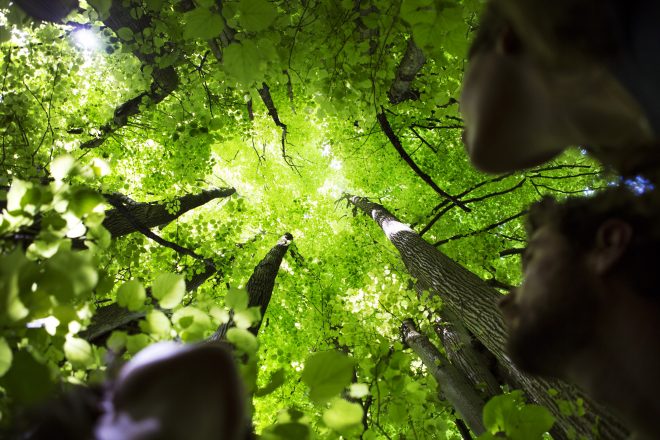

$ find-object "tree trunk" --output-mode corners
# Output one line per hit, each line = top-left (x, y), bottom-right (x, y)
(434, 309), (502, 400)
(82, 263), (218, 343)
(346, 194), (628, 440)
(401, 319), (486, 435)
(388, 38), (426, 104)
(210, 233), (293, 341)
(103, 187), (235, 238)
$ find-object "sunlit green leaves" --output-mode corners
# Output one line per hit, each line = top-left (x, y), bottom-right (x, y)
(237, 0), (277, 32)
(172, 306), (213, 341)
(0, 250), (30, 324)
(182, 7), (224, 40)
(301, 350), (355, 404)
(480, 391), (555, 440)
(223, 41), (264, 85)
(143, 310), (172, 338)
(64, 336), (95, 369)
(152, 273), (185, 309)
(225, 287), (249, 312)
(117, 280), (146, 311)
(322, 398), (363, 433)
(50, 155), (77, 181)
(0, 338), (13, 377)
(227, 327), (259, 355)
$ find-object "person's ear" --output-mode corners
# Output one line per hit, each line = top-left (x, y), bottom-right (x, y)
(592, 219), (633, 274)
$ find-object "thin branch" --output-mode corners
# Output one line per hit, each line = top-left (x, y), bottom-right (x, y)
(257, 82), (298, 173)
(409, 126), (438, 153)
(376, 110), (469, 212)
(420, 178), (526, 236)
(499, 247), (524, 257)
(434, 210), (528, 246)
(105, 196), (212, 266)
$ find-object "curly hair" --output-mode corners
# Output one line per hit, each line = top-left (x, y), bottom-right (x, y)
(526, 187), (660, 297)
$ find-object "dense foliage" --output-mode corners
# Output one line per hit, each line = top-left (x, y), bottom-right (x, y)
(0, 1), (607, 438)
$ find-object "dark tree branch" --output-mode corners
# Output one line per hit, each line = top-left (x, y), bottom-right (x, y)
(409, 126), (438, 153)
(376, 111), (470, 212)
(102, 187), (235, 238)
(420, 178), (525, 236)
(104, 195), (211, 264)
(257, 83), (297, 171)
(434, 210), (528, 247)
(499, 247), (524, 257)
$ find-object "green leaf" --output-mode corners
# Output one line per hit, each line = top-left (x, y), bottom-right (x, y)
(88, 0), (111, 19)
(182, 7), (224, 40)
(116, 280), (146, 312)
(349, 383), (370, 398)
(226, 327), (258, 355)
(106, 331), (127, 352)
(222, 41), (264, 85)
(0, 249), (30, 324)
(322, 398), (363, 432)
(6, 179), (29, 212)
(172, 307), (213, 341)
(145, 310), (171, 337)
(237, 0), (277, 32)
(510, 405), (555, 439)
(152, 273), (185, 309)
(225, 287), (249, 312)
(255, 368), (285, 397)
(301, 350), (355, 403)
(50, 155), (76, 180)
(116, 27), (134, 41)
(483, 392), (520, 434)
(233, 306), (260, 328)
(69, 188), (104, 217)
(64, 337), (94, 368)
(0, 350), (54, 405)
(262, 422), (311, 440)
(0, 337), (13, 377)
(126, 334), (151, 355)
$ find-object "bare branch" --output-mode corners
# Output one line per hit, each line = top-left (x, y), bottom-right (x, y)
(376, 110), (470, 212)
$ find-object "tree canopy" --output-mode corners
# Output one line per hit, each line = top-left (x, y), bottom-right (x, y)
(0, 1), (618, 439)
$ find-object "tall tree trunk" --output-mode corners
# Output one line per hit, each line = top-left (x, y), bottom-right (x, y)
(345, 194), (628, 440)
(210, 233), (293, 341)
(401, 319), (486, 435)
(103, 187), (235, 237)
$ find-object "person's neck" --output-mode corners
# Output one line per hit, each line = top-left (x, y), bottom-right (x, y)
(563, 284), (660, 439)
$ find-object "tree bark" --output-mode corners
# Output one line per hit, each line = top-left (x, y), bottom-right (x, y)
(103, 187), (235, 238)
(210, 233), (293, 341)
(82, 263), (218, 343)
(345, 194), (628, 440)
(434, 309), (502, 400)
(388, 39), (426, 104)
(401, 319), (485, 435)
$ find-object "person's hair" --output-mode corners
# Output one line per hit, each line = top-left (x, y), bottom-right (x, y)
(527, 187), (660, 297)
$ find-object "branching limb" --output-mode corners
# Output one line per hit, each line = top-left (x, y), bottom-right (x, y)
(434, 210), (528, 247)
(377, 111), (470, 212)
(257, 83), (298, 172)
